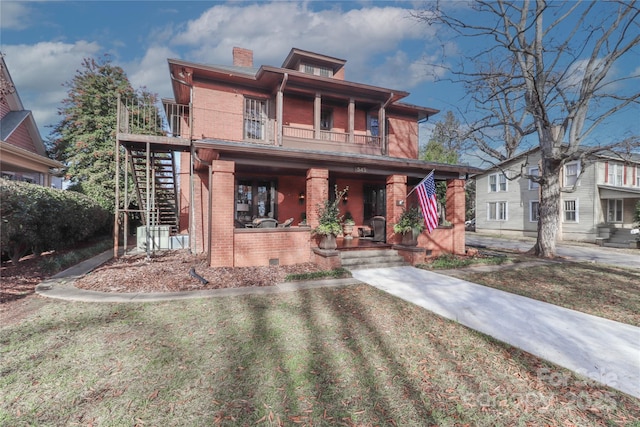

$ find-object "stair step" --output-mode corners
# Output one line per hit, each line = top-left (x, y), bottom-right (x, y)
(340, 249), (408, 270)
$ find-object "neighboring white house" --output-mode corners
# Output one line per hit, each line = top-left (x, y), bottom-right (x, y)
(474, 147), (640, 247)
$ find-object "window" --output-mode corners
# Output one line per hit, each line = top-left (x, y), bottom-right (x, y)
(608, 163), (623, 186)
(637, 166), (640, 186)
(528, 167), (539, 190)
(564, 199), (578, 222)
(368, 115), (379, 137)
(244, 98), (267, 140)
(235, 179), (277, 225)
(564, 161), (580, 187)
(607, 199), (623, 223)
(488, 173), (507, 192)
(529, 200), (540, 222)
(301, 63), (333, 78)
(487, 201), (507, 221)
(320, 109), (333, 131)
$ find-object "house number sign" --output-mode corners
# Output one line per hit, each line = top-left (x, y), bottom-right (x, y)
(354, 167), (367, 173)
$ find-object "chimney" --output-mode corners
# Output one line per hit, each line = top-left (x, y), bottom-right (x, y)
(233, 47), (253, 68)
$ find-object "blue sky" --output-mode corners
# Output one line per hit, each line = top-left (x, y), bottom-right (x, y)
(2, 1), (638, 163)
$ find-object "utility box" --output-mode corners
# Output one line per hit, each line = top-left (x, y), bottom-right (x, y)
(137, 226), (170, 251)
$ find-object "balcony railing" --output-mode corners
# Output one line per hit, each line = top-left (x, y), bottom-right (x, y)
(119, 98), (383, 152)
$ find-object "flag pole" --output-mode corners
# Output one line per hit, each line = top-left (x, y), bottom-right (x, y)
(406, 170), (435, 199)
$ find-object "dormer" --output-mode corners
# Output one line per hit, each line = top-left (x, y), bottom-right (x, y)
(281, 48), (346, 80)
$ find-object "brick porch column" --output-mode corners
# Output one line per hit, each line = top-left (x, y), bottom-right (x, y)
(446, 178), (466, 255)
(210, 160), (235, 267)
(306, 168), (329, 229)
(386, 175), (407, 244)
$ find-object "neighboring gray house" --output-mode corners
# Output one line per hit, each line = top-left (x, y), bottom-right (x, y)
(475, 147), (640, 247)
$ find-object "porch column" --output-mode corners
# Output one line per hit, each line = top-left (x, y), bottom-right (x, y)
(191, 169), (209, 255)
(348, 98), (355, 143)
(314, 93), (321, 139)
(386, 175), (407, 244)
(445, 178), (466, 255)
(210, 160), (235, 267)
(306, 168), (329, 229)
(379, 104), (386, 155)
(276, 89), (284, 146)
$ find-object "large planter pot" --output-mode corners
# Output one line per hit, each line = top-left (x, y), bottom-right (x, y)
(401, 227), (421, 246)
(342, 223), (354, 239)
(318, 234), (337, 250)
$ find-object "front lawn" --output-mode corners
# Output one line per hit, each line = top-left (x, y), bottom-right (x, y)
(2, 284), (639, 426)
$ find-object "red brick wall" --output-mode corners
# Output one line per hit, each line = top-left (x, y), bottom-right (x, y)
(233, 47), (253, 68)
(277, 175), (307, 225)
(387, 115), (418, 159)
(283, 96), (313, 127)
(234, 228), (312, 267)
(210, 160), (235, 267)
(306, 168), (329, 229)
(445, 179), (466, 255)
(386, 175), (407, 244)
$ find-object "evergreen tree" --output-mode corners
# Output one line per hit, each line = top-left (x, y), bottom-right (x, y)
(49, 55), (160, 213)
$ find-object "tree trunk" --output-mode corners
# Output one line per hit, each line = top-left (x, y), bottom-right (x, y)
(532, 158), (562, 258)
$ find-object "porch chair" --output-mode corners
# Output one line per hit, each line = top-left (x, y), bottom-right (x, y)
(254, 218), (278, 228)
(278, 218), (294, 228)
(370, 216), (386, 242)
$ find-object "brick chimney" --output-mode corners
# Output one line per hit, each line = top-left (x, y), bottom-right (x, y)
(233, 47), (253, 68)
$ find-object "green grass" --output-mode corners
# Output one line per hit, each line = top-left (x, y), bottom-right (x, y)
(2, 284), (639, 426)
(419, 252), (511, 270)
(284, 267), (351, 282)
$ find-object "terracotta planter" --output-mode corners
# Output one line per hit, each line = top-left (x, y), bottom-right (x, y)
(342, 223), (354, 239)
(318, 234), (337, 250)
(401, 227), (421, 246)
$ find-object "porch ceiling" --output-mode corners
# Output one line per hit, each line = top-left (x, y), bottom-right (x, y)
(194, 139), (480, 181)
(598, 184), (640, 199)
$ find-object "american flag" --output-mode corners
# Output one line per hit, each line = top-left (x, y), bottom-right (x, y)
(415, 171), (439, 233)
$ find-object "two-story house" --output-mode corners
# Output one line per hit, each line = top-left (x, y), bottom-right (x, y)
(115, 47), (479, 267)
(0, 56), (63, 187)
(475, 147), (640, 247)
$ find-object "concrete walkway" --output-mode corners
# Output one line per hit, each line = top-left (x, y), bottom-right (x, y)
(351, 266), (640, 399)
(36, 251), (640, 398)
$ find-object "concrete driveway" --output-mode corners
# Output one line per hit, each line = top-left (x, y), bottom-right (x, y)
(466, 233), (640, 269)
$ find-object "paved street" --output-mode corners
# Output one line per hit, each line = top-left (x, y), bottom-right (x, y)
(466, 233), (640, 269)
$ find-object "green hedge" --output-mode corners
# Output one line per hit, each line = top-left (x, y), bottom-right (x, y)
(1, 179), (111, 263)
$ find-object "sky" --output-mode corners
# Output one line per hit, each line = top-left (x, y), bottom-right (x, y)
(1, 0), (639, 164)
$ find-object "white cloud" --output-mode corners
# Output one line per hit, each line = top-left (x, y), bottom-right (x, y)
(0, 2), (32, 30)
(126, 45), (180, 100)
(171, 2), (436, 89)
(2, 41), (102, 137)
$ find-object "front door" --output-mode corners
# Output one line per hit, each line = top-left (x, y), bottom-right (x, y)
(363, 184), (386, 221)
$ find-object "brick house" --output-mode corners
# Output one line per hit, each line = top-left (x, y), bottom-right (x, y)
(0, 55), (63, 187)
(115, 48), (478, 267)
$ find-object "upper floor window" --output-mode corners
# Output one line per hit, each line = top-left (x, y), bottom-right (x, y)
(529, 200), (540, 222)
(637, 166), (640, 186)
(528, 167), (540, 190)
(487, 201), (507, 221)
(320, 109), (333, 131)
(368, 116), (379, 137)
(564, 161), (580, 187)
(301, 63), (333, 78)
(564, 199), (578, 222)
(488, 173), (507, 192)
(244, 98), (267, 140)
(607, 163), (623, 186)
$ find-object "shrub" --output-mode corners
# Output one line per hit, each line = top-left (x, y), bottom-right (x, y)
(1, 179), (111, 264)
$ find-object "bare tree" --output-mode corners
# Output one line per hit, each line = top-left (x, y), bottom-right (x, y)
(416, 0), (640, 257)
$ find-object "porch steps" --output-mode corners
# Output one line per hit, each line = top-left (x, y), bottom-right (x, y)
(129, 149), (179, 234)
(603, 228), (635, 248)
(340, 249), (407, 270)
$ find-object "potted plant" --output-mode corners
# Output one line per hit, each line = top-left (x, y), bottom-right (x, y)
(342, 211), (355, 239)
(393, 206), (424, 246)
(313, 185), (348, 250)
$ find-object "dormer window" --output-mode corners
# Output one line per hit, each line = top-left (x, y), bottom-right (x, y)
(301, 63), (333, 78)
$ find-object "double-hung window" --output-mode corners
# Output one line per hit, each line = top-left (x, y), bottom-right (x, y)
(528, 167), (539, 190)
(564, 161), (580, 187)
(608, 163), (623, 186)
(607, 199), (623, 223)
(487, 201), (507, 221)
(564, 199), (578, 222)
(529, 200), (540, 222)
(488, 173), (507, 192)
(244, 98), (267, 140)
